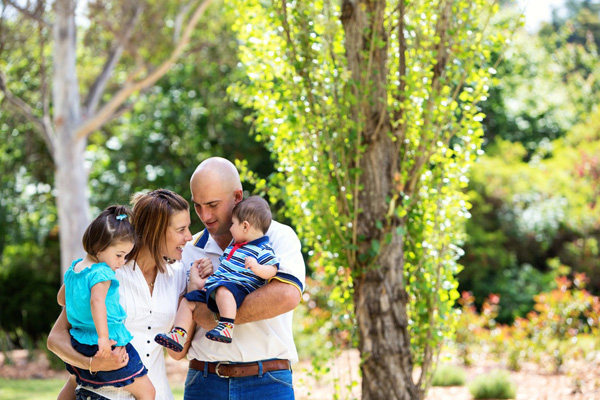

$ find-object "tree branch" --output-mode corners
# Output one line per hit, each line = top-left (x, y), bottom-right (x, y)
(174, 0), (195, 43)
(83, 2), (144, 117)
(0, 71), (56, 160)
(76, 0), (213, 141)
(4, 0), (51, 27)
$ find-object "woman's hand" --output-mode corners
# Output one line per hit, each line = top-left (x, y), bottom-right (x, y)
(91, 346), (128, 372)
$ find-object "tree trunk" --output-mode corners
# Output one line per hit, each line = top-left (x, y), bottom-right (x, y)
(55, 139), (89, 275)
(355, 234), (417, 400)
(53, 0), (89, 275)
(342, 0), (418, 398)
(355, 139), (418, 399)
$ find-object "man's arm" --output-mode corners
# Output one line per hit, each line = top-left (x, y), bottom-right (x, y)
(191, 280), (301, 329)
(236, 280), (301, 324)
(47, 309), (127, 371)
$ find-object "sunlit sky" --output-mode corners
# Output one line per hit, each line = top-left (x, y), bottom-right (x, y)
(518, 0), (566, 31)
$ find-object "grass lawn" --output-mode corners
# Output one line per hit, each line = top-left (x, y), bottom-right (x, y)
(0, 378), (184, 400)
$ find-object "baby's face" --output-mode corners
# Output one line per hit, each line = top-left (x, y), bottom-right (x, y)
(229, 216), (249, 243)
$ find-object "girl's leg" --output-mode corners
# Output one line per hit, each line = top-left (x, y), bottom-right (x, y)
(124, 375), (156, 400)
(57, 375), (77, 400)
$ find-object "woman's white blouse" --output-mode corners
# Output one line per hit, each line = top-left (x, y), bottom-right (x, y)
(81, 260), (187, 400)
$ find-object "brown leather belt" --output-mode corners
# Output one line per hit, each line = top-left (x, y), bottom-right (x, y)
(189, 358), (291, 378)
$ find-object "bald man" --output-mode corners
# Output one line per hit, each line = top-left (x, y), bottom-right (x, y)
(177, 157), (305, 400)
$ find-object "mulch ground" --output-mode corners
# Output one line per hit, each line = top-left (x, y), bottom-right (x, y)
(3, 349), (600, 399)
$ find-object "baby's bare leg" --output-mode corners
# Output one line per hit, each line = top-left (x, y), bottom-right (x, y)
(125, 375), (156, 400)
(214, 286), (237, 320)
(172, 298), (197, 335)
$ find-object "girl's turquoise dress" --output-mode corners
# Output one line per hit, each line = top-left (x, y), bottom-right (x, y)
(64, 259), (148, 388)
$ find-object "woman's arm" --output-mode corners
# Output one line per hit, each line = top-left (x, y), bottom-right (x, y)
(90, 281), (112, 358)
(47, 309), (127, 371)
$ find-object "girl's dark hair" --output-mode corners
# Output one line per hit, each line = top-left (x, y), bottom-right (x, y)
(232, 196), (272, 234)
(127, 189), (189, 273)
(82, 205), (135, 258)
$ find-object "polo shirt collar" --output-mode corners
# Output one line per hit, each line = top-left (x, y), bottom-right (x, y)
(193, 229), (224, 256)
(194, 229), (210, 249)
(246, 235), (269, 247)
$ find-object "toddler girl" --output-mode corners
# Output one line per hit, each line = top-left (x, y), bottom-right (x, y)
(60, 205), (155, 399)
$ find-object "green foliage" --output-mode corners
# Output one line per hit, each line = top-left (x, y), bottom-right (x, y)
(462, 110), (600, 321)
(86, 2), (268, 224)
(431, 364), (467, 387)
(481, 4), (600, 154)
(468, 370), (516, 399)
(455, 272), (600, 374)
(228, 0), (515, 395)
(455, 291), (516, 367)
(0, 240), (61, 345)
(524, 273), (600, 372)
(0, 0), (270, 345)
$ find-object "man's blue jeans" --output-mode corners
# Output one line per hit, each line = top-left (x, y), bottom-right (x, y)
(184, 364), (295, 400)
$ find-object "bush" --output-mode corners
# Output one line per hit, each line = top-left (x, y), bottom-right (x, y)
(431, 364), (467, 387)
(468, 370), (516, 399)
(0, 240), (61, 347)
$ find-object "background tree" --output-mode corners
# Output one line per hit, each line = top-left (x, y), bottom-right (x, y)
(461, 1), (600, 322)
(229, 0), (511, 398)
(0, 0), (213, 275)
(0, 0), (271, 346)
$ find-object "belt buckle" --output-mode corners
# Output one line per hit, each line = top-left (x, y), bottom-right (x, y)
(215, 361), (230, 378)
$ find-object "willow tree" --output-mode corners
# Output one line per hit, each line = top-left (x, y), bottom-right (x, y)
(229, 0), (510, 398)
(0, 0), (212, 274)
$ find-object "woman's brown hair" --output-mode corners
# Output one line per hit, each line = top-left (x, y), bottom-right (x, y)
(126, 189), (189, 273)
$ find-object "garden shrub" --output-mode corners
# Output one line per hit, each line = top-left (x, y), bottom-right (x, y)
(455, 292), (499, 366)
(468, 370), (516, 399)
(431, 364), (466, 387)
(0, 240), (61, 347)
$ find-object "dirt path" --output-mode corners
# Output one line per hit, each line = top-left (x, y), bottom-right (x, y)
(3, 349), (600, 399)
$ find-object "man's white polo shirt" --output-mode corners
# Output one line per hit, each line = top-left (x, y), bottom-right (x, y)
(183, 220), (306, 364)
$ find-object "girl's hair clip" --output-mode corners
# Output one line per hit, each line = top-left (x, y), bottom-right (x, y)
(116, 214), (128, 221)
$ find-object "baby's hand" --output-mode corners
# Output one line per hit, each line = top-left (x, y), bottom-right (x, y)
(245, 257), (259, 271)
(196, 257), (214, 279)
(189, 257), (213, 292)
(96, 337), (114, 359)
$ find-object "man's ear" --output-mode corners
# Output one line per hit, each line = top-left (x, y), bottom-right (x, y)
(234, 189), (244, 204)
